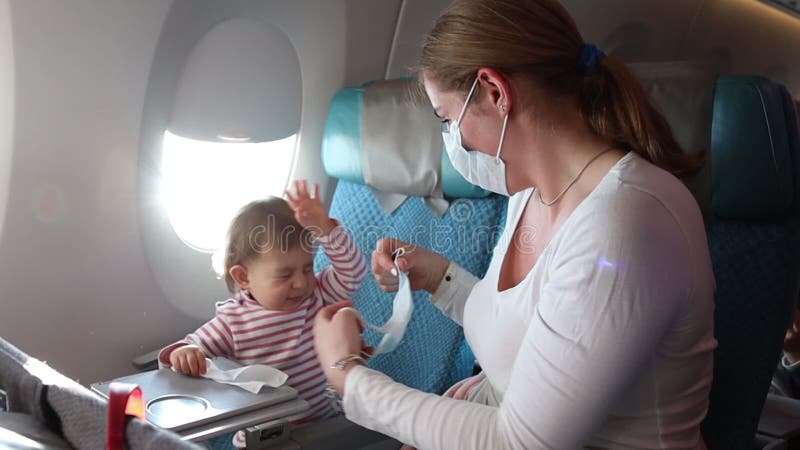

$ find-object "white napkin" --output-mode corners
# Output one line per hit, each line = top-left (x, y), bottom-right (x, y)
(180, 357), (288, 393)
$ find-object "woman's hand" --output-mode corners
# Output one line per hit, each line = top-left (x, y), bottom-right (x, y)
(313, 301), (373, 394)
(286, 180), (336, 237)
(371, 238), (449, 294)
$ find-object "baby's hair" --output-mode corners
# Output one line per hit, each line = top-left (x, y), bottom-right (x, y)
(223, 197), (314, 292)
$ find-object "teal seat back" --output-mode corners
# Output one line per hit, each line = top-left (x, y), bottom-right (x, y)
(701, 75), (800, 449)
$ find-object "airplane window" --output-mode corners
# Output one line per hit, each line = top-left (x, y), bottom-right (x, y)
(160, 130), (295, 253)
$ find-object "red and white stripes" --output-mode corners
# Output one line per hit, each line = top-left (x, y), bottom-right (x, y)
(159, 225), (367, 423)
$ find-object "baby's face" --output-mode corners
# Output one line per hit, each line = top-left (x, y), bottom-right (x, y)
(245, 246), (316, 311)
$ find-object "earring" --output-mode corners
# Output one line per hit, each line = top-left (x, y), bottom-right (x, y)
(501, 105), (507, 113)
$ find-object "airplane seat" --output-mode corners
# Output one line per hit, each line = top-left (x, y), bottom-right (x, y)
(756, 88), (800, 446)
(316, 78), (508, 394)
(626, 65), (800, 448)
(699, 75), (800, 450)
(0, 336), (201, 449)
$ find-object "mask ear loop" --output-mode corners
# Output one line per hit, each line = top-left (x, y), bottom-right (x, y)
(457, 77), (481, 125)
(495, 113), (509, 161)
(391, 247), (406, 266)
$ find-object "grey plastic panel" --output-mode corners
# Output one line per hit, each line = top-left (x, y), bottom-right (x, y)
(759, 393), (800, 440)
(287, 416), (401, 450)
(91, 368), (305, 434)
(754, 433), (788, 450)
(180, 399), (307, 443)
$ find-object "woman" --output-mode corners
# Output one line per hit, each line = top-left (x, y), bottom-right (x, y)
(313, 0), (716, 448)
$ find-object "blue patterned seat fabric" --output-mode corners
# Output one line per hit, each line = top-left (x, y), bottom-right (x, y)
(702, 222), (800, 449)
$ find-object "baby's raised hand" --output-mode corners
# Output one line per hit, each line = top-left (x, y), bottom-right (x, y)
(286, 180), (336, 237)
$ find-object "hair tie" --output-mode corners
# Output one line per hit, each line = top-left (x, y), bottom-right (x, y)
(577, 43), (606, 76)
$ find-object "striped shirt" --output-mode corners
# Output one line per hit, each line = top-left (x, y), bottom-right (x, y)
(159, 225), (367, 423)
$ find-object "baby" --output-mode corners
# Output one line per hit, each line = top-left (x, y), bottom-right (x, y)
(158, 180), (367, 445)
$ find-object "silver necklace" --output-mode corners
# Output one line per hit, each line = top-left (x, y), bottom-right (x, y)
(537, 147), (616, 206)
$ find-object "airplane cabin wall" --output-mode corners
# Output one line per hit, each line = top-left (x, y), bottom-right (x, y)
(0, 0), (797, 385)
(388, 0), (800, 98)
(0, 0), (194, 384)
(0, 0), (399, 384)
(0, 0), (11, 242)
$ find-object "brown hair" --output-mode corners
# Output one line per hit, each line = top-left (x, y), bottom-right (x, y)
(223, 197), (313, 292)
(420, 0), (702, 177)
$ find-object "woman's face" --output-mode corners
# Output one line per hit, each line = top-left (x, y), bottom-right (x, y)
(423, 76), (505, 158)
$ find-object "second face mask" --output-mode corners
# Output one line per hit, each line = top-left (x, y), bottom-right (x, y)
(365, 248), (414, 355)
(368, 257), (413, 355)
(336, 249), (414, 355)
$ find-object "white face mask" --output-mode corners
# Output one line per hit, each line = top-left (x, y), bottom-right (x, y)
(369, 262), (413, 354)
(442, 76), (510, 196)
(335, 249), (413, 355)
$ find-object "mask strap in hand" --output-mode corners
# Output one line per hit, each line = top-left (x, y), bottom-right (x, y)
(336, 248), (414, 355)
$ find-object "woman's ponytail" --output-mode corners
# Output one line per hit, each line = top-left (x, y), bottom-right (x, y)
(578, 57), (704, 177)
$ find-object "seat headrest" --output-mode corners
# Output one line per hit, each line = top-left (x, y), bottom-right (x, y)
(711, 75), (799, 220)
(321, 79), (490, 199)
(782, 88), (800, 212)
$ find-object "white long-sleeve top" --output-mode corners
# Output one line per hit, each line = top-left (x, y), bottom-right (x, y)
(343, 152), (717, 449)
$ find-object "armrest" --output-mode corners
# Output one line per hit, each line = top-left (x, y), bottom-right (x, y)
(131, 349), (159, 371)
(759, 393), (800, 440)
(285, 416), (400, 450)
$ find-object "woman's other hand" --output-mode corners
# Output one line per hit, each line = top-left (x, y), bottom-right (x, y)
(371, 238), (449, 294)
(313, 301), (373, 394)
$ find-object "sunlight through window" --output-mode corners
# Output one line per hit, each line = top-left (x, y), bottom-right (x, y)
(161, 131), (296, 253)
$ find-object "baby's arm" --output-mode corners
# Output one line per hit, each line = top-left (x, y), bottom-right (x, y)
(157, 315), (235, 376)
(286, 180), (367, 304)
(315, 222), (368, 305)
